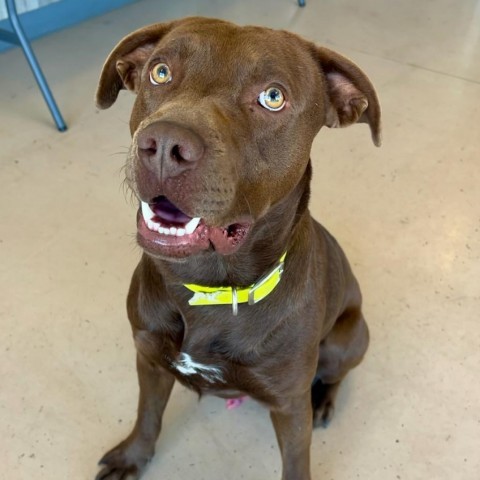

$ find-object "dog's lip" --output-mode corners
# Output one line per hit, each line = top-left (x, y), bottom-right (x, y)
(137, 199), (252, 257)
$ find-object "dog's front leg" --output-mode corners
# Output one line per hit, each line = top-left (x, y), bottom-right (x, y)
(96, 354), (175, 480)
(270, 391), (313, 480)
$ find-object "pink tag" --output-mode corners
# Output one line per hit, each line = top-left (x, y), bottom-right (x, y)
(226, 396), (248, 410)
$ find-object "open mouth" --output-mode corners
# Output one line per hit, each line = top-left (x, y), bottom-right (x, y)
(137, 196), (251, 257)
(141, 197), (202, 237)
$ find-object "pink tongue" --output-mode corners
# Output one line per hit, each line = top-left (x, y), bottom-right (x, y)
(150, 197), (192, 224)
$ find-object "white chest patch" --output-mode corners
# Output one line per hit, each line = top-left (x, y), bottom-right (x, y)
(172, 353), (225, 384)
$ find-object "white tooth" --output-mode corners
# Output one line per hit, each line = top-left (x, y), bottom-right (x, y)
(147, 220), (157, 232)
(176, 228), (186, 237)
(184, 217), (201, 235)
(170, 227), (177, 235)
(159, 227), (169, 235)
(141, 201), (155, 223)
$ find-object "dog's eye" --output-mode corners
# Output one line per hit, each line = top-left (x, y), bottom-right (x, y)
(258, 87), (285, 111)
(150, 63), (172, 85)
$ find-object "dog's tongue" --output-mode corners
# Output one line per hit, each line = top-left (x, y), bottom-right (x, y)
(151, 196), (192, 225)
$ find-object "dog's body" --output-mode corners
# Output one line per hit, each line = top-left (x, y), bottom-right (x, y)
(95, 17), (380, 480)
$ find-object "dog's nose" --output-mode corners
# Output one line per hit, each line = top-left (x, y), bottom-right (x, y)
(136, 122), (205, 177)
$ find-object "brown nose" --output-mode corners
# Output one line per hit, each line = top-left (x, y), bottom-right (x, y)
(136, 121), (205, 178)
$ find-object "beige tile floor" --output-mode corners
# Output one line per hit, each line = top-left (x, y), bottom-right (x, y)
(1, 0), (479, 479)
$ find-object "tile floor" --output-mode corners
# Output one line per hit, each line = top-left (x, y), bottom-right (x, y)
(0, 0), (479, 479)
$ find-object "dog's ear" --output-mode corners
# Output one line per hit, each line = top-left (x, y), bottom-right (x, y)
(312, 46), (382, 146)
(96, 22), (176, 109)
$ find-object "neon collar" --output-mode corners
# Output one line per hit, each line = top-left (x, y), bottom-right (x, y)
(184, 252), (287, 316)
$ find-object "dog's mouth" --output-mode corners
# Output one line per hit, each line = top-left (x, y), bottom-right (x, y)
(137, 196), (251, 258)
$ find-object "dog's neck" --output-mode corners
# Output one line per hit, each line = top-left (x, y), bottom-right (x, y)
(148, 162), (312, 288)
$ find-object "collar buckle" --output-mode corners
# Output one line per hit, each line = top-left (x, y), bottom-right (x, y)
(232, 287), (239, 316)
(247, 257), (285, 306)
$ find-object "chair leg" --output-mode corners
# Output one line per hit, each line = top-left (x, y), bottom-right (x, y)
(298, 0), (306, 7)
(5, 0), (67, 131)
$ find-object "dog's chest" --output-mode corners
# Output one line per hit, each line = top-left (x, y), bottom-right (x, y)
(136, 314), (248, 391)
(170, 351), (225, 384)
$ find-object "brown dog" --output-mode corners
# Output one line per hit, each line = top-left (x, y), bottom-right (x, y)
(94, 17), (380, 480)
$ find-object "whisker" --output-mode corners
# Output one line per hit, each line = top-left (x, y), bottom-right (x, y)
(108, 152), (129, 157)
(126, 233), (142, 255)
(120, 178), (138, 207)
(107, 145), (130, 158)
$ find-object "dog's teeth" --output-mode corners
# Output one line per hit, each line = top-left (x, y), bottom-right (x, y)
(143, 204), (200, 237)
(184, 217), (201, 234)
(147, 220), (158, 232)
(141, 201), (155, 223)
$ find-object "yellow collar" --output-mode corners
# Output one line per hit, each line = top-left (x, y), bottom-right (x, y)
(184, 252), (287, 316)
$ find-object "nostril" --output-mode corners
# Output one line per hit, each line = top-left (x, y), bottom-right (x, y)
(137, 123), (205, 168)
(138, 137), (157, 156)
(170, 142), (202, 163)
(171, 144), (183, 162)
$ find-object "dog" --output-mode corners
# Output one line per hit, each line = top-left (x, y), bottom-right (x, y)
(94, 17), (381, 480)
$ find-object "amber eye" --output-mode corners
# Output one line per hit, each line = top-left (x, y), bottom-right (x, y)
(258, 87), (286, 111)
(150, 63), (172, 85)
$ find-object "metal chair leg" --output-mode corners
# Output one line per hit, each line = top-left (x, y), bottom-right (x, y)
(5, 0), (67, 131)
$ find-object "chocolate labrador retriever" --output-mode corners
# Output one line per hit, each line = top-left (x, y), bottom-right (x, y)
(94, 17), (380, 480)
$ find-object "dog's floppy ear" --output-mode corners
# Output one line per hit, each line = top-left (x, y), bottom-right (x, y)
(96, 22), (176, 109)
(312, 46), (382, 146)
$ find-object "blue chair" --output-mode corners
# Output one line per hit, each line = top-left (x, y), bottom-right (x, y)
(0, 0), (67, 131)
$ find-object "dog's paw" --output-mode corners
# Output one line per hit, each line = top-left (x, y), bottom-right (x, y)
(313, 400), (335, 429)
(95, 463), (139, 480)
(311, 379), (338, 429)
(95, 439), (153, 480)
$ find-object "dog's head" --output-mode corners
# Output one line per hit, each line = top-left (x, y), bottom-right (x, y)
(96, 17), (381, 260)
